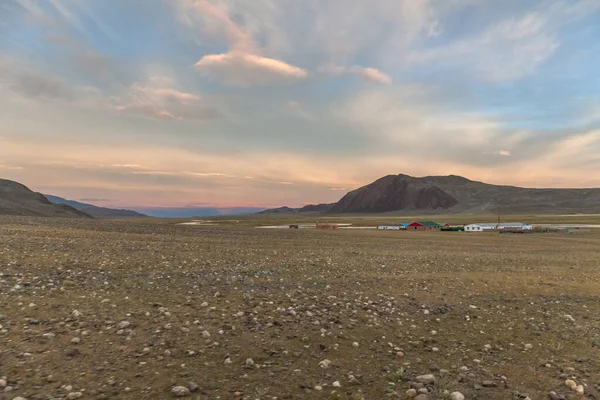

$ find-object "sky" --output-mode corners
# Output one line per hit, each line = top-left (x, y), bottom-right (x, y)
(1, 0), (600, 208)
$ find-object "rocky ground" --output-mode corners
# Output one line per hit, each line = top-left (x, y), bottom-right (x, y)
(1, 216), (600, 400)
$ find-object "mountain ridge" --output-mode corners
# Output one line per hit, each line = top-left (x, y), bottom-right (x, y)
(0, 179), (91, 218)
(259, 174), (600, 215)
(44, 195), (148, 218)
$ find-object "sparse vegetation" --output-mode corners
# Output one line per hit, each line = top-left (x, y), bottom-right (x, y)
(1, 216), (599, 399)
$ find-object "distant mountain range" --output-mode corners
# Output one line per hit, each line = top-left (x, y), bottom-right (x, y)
(0, 179), (90, 218)
(135, 207), (266, 218)
(260, 174), (600, 215)
(44, 195), (147, 218)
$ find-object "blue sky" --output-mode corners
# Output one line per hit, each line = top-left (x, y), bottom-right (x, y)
(1, 0), (599, 207)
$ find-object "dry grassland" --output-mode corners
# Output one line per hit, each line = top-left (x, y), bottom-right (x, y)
(1, 216), (599, 399)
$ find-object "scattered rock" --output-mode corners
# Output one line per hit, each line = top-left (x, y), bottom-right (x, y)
(171, 386), (190, 397)
(415, 374), (436, 385)
(449, 392), (465, 400)
(118, 321), (131, 329)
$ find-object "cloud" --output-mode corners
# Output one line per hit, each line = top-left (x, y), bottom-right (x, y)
(498, 150), (511, 156)
(319, 65), (391, 84)
(408, 2), (596, 83)
(173, 0), (307, 86)
(195, 52), (308, 86)
(114, 78), (221, 120)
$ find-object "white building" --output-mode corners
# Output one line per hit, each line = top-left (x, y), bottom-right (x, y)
(464, 223), (498, 232)
(497, 222), (533, 230)
(377, 225), (404, 230)
(498, 222), (533, 231)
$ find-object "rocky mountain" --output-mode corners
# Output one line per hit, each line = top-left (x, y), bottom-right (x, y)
(0, 179), (91, 218)
(329, 175), (458, 213)
(261, 174), (600, 215)
(44, 195), (147, 218)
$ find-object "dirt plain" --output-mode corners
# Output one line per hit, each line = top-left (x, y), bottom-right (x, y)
(1, 216), (600, 400)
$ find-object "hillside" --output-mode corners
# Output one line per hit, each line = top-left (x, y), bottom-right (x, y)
(329, 174), (458, 213)
(258, 203), (334, 214)
(44, 195), (147, 218)
(261, 174), (600, 215)
(0, 179), (91, 218)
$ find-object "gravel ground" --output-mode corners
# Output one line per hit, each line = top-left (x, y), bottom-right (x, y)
(1, 216), (599, 400)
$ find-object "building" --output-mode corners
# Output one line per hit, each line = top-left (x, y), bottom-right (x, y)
(464, 223), (498, 232)
(378, 225), (401, 230)
(497, 222), (533, 230)
(377, 224), (408, 230)
(407, 221), (442, 231)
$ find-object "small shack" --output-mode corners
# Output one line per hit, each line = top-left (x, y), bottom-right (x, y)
(289, 224), (299, 229)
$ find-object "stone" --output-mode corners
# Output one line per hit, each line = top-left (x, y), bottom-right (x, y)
(415, 374), (436, 385)
(406, 388), (417, 398)
(565, 314), (576, 323)
(482, 380), (495, 387)
(524, 343), (533, 350)
(414, 395), (429, 400)
(449, 392), (465, 400)
(118, 321), (131, 329)
(67, 392), (83, 399)
(187, 382), (199, 392)
(575, 385), (584, 395)
(171, 386), (190, 397)
(0, 379), (6, 388)
(548, 391), (565, 400)
(66, 348), (81, 357)
(332, 381), (341, 388)
(565, 380), (577, 389)
(245, 358), (254, 367)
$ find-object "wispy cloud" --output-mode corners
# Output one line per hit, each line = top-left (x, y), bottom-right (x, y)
(2, 0), (600, 207)
(174, 0), (308, 86)
(318, 65), (391, 85)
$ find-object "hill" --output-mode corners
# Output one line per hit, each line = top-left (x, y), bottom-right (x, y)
(0, 179), (91, 218)
(261, 174), (600, 215)
(44, 195), (147, 218)
(259, 203), (334, 214)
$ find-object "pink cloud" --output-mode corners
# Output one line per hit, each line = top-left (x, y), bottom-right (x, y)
(319, 65), (392, 84)
(114, 79), (220, 120)
(195, 52), (308, 86)
(189, 0), (255, 53)
(182, 1), (307, 86)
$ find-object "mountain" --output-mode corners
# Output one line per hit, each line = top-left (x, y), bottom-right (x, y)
(0, 179), (91, 218)
(261, 174), (600, 215)
(329, 175), (458, 213)
(259, 203), (334, 214)
(135, 207), (265, 218)
(44, 195), (147, 218)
